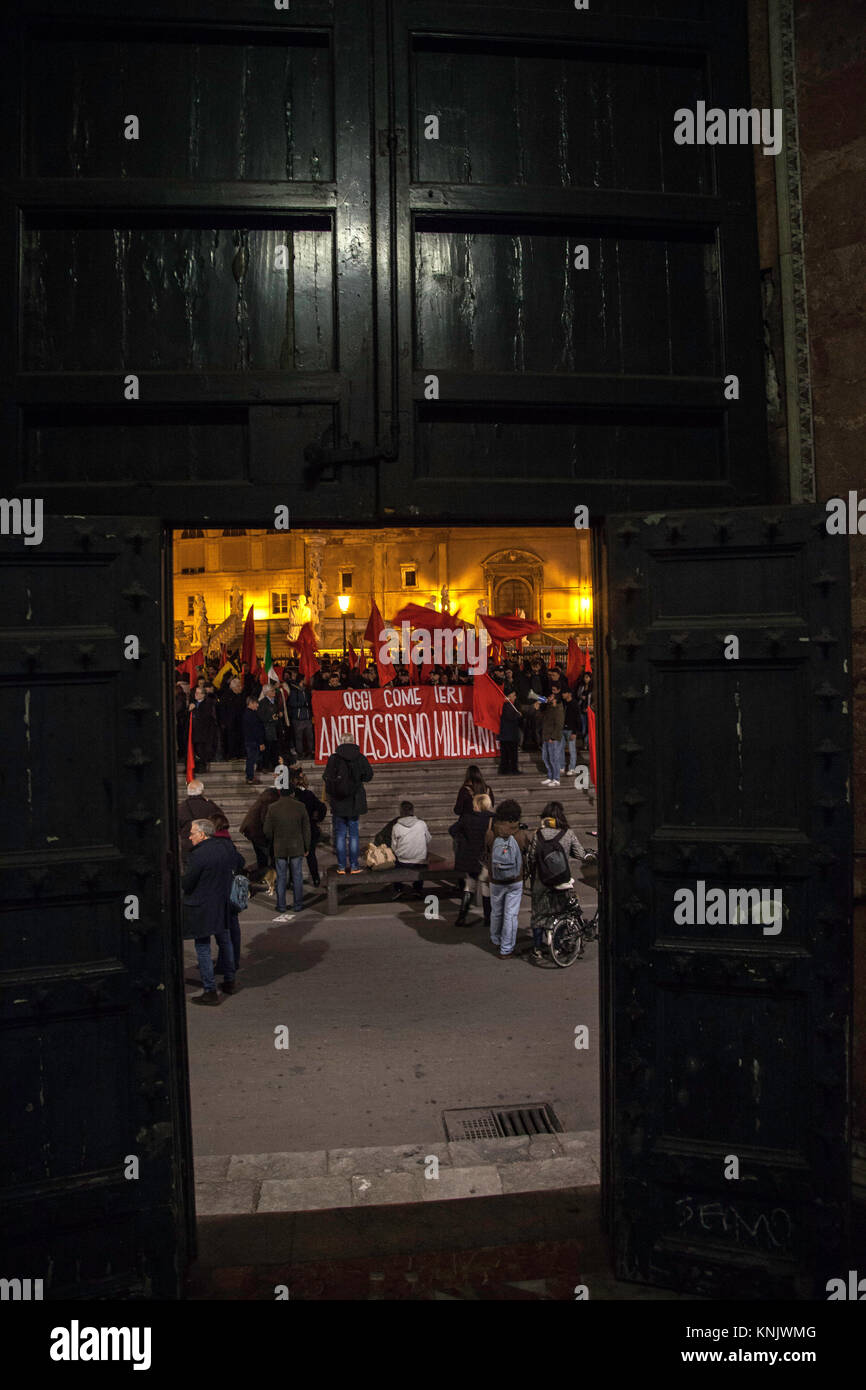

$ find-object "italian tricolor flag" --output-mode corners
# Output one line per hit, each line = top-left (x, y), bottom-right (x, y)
(263, 624), (279, 685)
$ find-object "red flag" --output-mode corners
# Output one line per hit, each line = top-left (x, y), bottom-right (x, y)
(185, 702), (195, 783)
(364, 601), (395, 686)
(178, 647), (204, 684)
(358, 647), (367, 674)
(472, 672), (507, 735)
(346, 642), (357, 670)
(241, 605), (257, 674)
(587, 702), (597, 787)
(548, 645), (556, 670)
(289, 622), (320, 684)
(566, 638), (585, 687)
(481, 614), (541, 643)
(585, 648), (593, 675)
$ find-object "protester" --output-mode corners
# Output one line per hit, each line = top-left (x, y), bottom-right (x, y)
(264, 788), (311, 922)
(291, 768), (327, 888)
(258, 681), (281, 770)
(323, 732), (374, 874)
(540, 691), (565, 787)
(450, 791), (495, 927)
(189, 685), (220, 773)
(242, 695), (266, 784)
(498, 688), (522, 775)
(391, 799), (431, 897)
(210, 812), (245, 983)
(484, 798), (532, 958)
(218, 675), (246, 761)
(182, 819), (244, 1004)
(576, 671), (593, 746)
(561, 687), (582, 774)
(288, 674), (315, 759)
(453, 764), (495, 817)
(526, 802), (588, 960)
(178, 779), (224, 867)
(239, 775), (281, 874)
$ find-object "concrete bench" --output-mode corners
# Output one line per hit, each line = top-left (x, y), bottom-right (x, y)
(325, 862), (464, 915)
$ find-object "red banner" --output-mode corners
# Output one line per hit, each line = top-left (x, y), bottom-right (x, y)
(313, 685), (499, 763)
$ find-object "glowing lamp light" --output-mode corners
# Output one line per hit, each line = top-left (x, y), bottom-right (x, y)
(337, 594), (350, 613)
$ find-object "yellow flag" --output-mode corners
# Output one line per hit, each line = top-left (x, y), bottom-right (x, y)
(213, 660), (235, 689)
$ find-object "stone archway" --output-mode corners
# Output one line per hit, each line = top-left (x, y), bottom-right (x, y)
(482, 548), (544, 623)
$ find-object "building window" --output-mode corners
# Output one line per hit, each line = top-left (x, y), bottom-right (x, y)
(401, 566), (418, 589)
(187, 596), (195, 616)
(180, 529), (204, 539)
(222, 528), (247, 537)
(340, 570), (353, 592)
(272, 592), (288, 615)
(180, 566), (205, 575)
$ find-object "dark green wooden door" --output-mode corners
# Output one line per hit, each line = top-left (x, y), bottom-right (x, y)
(0, 517), (191, 1298)
(598, 505), (852, 1297)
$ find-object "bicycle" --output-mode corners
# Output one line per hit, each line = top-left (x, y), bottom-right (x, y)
(539, 853), (599, 968)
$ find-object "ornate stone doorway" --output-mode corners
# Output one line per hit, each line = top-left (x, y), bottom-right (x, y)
(482, 548), (544, 623)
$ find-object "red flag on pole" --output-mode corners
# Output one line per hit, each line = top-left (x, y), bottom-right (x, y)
(587, 702), (597, 787)
(548, 645), (556, 670)
(185, 702), (196, 784)
(585, 648), (593, 675)
(566, 637), (585, 687)
(472, 672), (507, 735)
(358, 647), (367, 674)
(241, 605), (257, 675)
(364, 601), (395, 685)
(178, 648), (204, 684)
(346, 642), (358, 670)
(289, 623), (320, 684)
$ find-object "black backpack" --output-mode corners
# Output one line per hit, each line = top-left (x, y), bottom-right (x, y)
(535, 829), (571, 888)
(325, 753), (355, 801)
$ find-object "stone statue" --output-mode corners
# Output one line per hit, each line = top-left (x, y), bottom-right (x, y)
(308, 554), (326, 631)
(192, 594), (209, 652)
(474, 598), (488, 632)
(425, 595), (437, 610)
(440, 584), (451, 614)
(288, 592), (312, 640)
(228, 584), (244, 619)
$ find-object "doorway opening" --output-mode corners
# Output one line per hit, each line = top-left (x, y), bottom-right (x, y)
(170, 523), (603, 1240)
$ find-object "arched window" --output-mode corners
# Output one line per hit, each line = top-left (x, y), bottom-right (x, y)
(222, 529), (247, 537)
(180, 529), (204, 539)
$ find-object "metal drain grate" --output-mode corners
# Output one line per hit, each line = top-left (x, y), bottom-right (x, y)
(442, 1103), (562, 1142)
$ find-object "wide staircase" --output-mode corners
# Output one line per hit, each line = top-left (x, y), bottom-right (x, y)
(176, 749), (597, 862)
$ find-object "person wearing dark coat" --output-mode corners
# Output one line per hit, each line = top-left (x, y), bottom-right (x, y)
(211, 814), (245, 982)
(263, 790), (311, 920)
(176, 682), (191, 759)
(182, 819), (244, 1004)
(239, 782), (281, 872)
(218, 676), (246, 760)
(189, 688), (220, 772)
(291, 770), (327, 887)
(322, 734), (374, 873)
(498, 690), (522, 775)
(449, 794), (495, 927)
(288, 679), (315, 759)
(178, 782), (224, 867)
(453, 764), (495, 817)
(242, 697), (266, 784)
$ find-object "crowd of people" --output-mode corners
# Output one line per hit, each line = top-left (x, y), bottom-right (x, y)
(177, 647), (595, 1000)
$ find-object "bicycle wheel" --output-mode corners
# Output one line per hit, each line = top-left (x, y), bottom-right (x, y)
(550, 917), (583, 967)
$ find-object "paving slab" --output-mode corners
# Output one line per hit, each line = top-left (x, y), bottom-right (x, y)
(227, 1150), (327, 1181)
(448, 1136), (531, 1167)
(527, 1135), (565, 1160)
(195, 1155), (231, 1182)
(421, 1165), (502, 1201)
(257, 1176), (354, 1213)
(499, 1156), (599, 1195)
(328, 1142), (452, 1176)
(195, 1181), (259, 1215)
(350, 1172), (421, 1206)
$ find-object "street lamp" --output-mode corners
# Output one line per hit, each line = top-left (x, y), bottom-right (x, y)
(338, 593), (350, 655)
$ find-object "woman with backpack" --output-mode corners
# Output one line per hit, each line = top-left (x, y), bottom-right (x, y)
(526, 801), (588, 961)
(483, 798), (532, 958)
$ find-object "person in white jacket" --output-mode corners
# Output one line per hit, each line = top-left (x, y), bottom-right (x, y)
(391, 800), (432, 898)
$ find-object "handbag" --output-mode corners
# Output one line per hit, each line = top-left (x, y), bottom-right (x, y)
(230, 873), (251, 911)
(365, 842), (396, 869)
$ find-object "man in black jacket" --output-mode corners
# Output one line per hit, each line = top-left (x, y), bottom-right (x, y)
(498, 689), (522, 775)
(242, 696), (266, 784)
(178, 779), (224, 867)
(182, 819), (244, 1005)
(561, 687), (582, 775)
(288, 678), (315, 759)
(323, 733), (374, 874)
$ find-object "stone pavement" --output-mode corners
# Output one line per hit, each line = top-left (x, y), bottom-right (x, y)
(195, 1128), (600, 1215)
